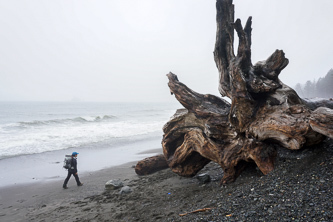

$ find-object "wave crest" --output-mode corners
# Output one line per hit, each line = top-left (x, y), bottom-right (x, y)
(16, 115), (117, 127)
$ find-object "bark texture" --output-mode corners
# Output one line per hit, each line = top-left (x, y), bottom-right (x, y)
(135, 154), (169, 175)
(135, 0), (333, 184)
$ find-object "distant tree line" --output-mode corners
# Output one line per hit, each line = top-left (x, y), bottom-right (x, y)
(294, 69), (333, 99)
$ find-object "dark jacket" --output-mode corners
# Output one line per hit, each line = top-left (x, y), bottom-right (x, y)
(69, 157), (78, 173)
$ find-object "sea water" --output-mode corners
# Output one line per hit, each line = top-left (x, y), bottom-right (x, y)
(0, 101), (181, 187)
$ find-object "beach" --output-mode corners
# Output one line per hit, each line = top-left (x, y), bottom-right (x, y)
(0, 149), (161, 222)
(1, 138), (332, 222)
(0, 101), (180, 187)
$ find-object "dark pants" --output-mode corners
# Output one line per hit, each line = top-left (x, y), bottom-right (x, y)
(63, 171), (81, 187)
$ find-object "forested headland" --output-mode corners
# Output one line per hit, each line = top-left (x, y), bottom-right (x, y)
(295, 69), (333, 98)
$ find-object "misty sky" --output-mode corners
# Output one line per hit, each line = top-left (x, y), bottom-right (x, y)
(0, 0), (332, 102)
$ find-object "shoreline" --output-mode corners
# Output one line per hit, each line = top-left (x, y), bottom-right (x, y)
(0, 136), (163, 188)
(0, 147), (162, 191)
(0, 160), (141, 221)
(0, 148), (163, 221)
(1, 139), (332, 221)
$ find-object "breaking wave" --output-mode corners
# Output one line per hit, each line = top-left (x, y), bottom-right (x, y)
(12, 115), (117, 128)
(0, 102), (180, 160)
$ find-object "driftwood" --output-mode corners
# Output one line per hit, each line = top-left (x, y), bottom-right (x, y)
(135, 0), (333, 184)
(135, 154), (168, 175)
(179, 208), (214, 217)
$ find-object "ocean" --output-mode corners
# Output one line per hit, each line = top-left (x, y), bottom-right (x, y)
(0, 101), (181, 187)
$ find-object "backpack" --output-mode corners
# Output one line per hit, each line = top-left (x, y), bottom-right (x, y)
(63, 155), (72, 170)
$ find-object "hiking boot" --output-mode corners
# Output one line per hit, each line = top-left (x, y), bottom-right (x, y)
(78, 183), (83, 186)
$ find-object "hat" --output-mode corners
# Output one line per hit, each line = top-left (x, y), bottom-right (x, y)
(72, 152), (79, 156)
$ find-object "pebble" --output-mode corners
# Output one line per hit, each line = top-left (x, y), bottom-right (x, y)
(119, 186), (132, 194)
(196, 173), (211, 183)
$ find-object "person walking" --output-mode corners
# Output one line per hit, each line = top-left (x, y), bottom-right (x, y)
(63, 152), (83, 189)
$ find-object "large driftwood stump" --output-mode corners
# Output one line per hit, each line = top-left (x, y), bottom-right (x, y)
(135, 0), (333, 184)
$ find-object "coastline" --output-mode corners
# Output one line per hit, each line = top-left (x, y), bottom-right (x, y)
(1, 139), (332, 221)
(0, 147), (163, 221)
(0, 160), (141, 221)
(0, 136), (163, 188)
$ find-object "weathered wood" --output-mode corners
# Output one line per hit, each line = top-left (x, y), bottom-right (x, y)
(179, 207), (214, 217)
(302, 98), (333, 111)
(135, 0), (333, 184)
(310, 107), (333, 138)
(135, 154), (168, 175)
(214, 0), (234, 98)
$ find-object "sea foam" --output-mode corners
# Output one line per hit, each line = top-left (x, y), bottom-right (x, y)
(0, 102), (180, 160)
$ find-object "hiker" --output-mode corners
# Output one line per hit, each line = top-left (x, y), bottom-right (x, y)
(63, 152), (83, 189)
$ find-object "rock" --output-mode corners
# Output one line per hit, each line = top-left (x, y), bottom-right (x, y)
(105, 179), (123, 190)
(119, 186), (132, 194)
(196, 173), (211, 183)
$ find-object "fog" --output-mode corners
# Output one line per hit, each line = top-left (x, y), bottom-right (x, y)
(0, 0), (332, 102)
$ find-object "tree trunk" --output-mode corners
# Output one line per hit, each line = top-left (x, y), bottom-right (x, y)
(135, 0), (333, 184)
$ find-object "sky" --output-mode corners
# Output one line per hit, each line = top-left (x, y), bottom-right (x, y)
(0, 0), (332, 102)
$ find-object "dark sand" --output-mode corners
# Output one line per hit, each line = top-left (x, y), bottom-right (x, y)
(1, 140), (332, 222)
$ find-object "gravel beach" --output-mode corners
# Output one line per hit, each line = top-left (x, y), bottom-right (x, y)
(1, 138), (332, 222)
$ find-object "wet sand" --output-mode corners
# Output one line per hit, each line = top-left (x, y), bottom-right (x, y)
(1, 140), (332, 221)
